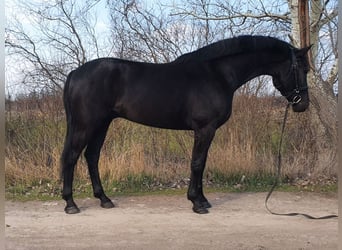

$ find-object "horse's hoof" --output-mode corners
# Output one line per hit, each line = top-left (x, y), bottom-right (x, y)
(65, 205), (80, 214)
(101, 201), (115, 209)
(192, 206), (209, 214)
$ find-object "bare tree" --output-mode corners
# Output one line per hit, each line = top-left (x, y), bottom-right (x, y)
(171, 0), (337, 88)
(6, 0), (106, 93)
(107, 0), (234, 63)
(288, 0), (337, 172)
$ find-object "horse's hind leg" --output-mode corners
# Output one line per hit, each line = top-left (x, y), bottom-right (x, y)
(84, 119), (114, 209)
(61, 127), (88, 214)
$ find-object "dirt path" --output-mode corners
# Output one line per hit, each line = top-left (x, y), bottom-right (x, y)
(5, 192), (338, 250)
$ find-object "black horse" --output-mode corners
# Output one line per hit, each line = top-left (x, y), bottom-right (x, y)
(61, 35), (311, 214)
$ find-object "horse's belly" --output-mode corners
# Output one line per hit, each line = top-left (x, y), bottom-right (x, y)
(113, 102), (190, 130)
(124, 111), (191, 130)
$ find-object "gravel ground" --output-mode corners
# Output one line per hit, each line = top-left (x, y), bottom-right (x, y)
(5, 192), (338, 250)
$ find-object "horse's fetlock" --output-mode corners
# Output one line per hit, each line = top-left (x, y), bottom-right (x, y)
(93, 189), (104, 199)
(187, 190), (198, 201)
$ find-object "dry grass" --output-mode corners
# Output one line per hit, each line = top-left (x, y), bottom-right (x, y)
(5, 93), (337, 191)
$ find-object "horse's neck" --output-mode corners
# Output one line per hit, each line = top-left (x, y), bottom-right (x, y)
(215, 52), (283, 91)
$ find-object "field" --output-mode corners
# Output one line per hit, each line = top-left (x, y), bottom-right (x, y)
(5, 92), (337, 199)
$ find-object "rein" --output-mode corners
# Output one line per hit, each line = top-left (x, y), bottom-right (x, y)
(264, 103), (338, 219)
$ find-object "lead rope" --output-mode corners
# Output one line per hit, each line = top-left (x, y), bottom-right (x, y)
(265, 103), (338, 219)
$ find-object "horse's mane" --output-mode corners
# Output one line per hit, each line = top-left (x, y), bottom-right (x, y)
(173, 35), (292, 63)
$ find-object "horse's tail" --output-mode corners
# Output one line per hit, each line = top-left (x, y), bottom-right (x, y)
(63, 70), (74, 123)
(60, 70), (75, 180)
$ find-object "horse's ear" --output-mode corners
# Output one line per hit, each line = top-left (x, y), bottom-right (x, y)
(296, 45), (313, 57)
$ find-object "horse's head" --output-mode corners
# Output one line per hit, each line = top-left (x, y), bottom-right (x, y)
(272, 46), (311, 112)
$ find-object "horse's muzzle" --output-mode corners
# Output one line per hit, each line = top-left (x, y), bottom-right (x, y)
(291, 91), (309, 112)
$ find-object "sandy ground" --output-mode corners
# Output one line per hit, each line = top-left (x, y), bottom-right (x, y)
(5, 192), (338, 250)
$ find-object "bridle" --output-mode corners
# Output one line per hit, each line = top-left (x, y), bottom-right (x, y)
(275, 47), (308, 105)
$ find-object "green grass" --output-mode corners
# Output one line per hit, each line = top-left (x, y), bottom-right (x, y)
(5, 172), (337, 202)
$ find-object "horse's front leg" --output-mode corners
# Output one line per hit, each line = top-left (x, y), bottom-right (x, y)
(188, 126), (216, 214)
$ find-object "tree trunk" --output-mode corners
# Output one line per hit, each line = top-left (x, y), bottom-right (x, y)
(289, 0), (337, 175)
